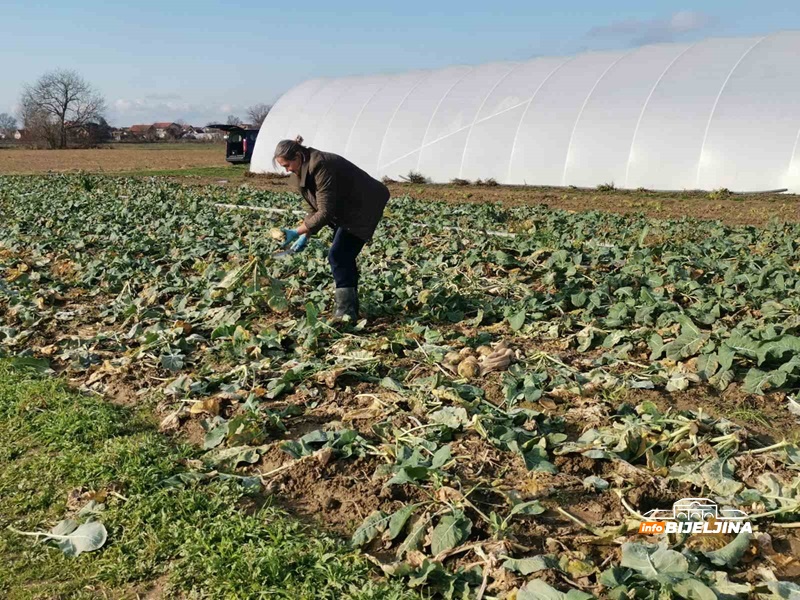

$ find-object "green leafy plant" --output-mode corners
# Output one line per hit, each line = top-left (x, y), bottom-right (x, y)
(10, 519), (108, 557)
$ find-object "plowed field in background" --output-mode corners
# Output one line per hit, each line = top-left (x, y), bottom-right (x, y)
(0, 143), (227, 174)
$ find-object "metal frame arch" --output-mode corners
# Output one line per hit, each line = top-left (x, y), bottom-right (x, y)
(694, 34), (770, 187)
(505, 56), (574, 184)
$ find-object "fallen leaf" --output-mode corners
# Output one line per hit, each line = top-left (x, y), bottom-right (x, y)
(316, 447), (334, 467)
(190, 397), (221, 416)
(159, 407), (188, 432)
(316, 368), (346, 388)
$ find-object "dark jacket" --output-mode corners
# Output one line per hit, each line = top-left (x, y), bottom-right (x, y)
(290, 148), (390, 242)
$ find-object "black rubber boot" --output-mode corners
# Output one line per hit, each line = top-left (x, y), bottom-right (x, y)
(333, 287), (359, 322)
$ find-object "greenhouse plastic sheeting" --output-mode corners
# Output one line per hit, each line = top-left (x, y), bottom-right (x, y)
(251, 30), (800, 193)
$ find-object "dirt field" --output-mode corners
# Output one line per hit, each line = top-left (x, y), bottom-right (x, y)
(247, 177), (800, 228)
(0, 142), (227, 174)
(2, 142), (799, 227)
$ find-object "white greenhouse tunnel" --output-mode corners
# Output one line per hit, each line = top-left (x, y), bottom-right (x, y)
(250, 30), (800, 193)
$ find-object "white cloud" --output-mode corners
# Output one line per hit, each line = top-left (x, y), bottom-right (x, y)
(145, 93), (182, 101)
(107, 96), (248, 127)
(113, 99), (132, 111)
(586, 10), (717, 46)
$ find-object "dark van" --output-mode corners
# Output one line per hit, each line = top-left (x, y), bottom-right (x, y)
(208, 125), (259, 164)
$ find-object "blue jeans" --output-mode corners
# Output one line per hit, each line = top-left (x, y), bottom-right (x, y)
(328, 227), (366, 288)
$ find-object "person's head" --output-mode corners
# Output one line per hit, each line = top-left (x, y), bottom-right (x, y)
(273, 135), (306, 174)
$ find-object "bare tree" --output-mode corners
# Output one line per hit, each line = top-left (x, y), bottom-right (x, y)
(226, 114), (243, 127)
(19, 69), (106, 149)
(19, 102), (54, 148)
(0, 113), (16, 138)
(246, 103), (272, 128)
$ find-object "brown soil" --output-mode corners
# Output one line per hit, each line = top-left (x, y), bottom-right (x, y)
(0, 143), (226, 174)
(224, 176), (800, 228)
(139, 574), (172, 600)
(268, 454), (386, 535)
(102, 377), (146, 407)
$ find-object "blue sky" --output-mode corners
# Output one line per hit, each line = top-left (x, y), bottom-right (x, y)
(1, 1), (797, 127)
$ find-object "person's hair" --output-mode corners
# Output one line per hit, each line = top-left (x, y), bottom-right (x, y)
(273, 135), (306, 168)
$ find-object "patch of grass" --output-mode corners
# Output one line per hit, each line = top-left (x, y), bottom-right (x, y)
(0, 362), (419, 599)
(109, 142), (225, 152)
(108, 165), (249, 178)
(729, 408), (771, 428)
(708, 187), (733, 201)
(599, 385), (629, 405)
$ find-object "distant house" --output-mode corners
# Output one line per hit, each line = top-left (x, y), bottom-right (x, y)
(116, 122), (230, 142)
(126, 122), (199, 141)
(129, 124), (152, 139)
(152, 122), (181, 139)
(65, 120), (90, 140)
(179, 125), (203, 140)
(13, 129), (27, 140)
(64, 120), (112, 145)
(198, 126), (224, 141)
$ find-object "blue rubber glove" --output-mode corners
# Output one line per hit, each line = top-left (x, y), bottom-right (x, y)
(290, 233), (308, 253)
(280, 228), (299, 248)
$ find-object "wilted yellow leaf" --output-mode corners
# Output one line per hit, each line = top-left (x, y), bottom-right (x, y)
(189, 397), (221, 416)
